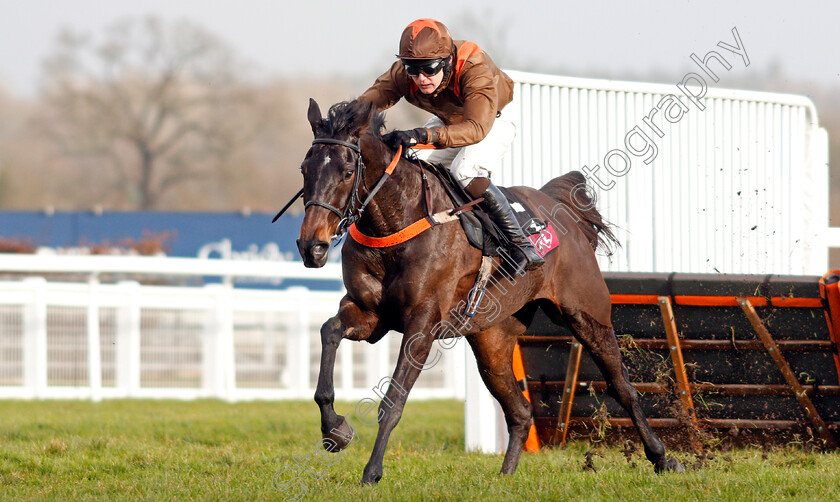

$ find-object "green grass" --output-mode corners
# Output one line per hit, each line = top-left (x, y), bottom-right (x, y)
(1, 399), (839, 501)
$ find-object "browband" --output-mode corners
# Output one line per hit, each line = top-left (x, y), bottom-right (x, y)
(312, 138), (361, 152)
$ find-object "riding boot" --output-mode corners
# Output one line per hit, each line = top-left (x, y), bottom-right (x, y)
(470, 179), (545, 272)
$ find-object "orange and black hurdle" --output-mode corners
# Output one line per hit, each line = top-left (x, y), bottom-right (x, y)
(518, 272), (840, 449)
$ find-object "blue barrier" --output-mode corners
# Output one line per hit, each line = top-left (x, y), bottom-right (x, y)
(0, 211), (342, 290)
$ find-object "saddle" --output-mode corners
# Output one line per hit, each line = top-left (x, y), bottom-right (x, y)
(419, 159), (557, 259)
(418, 159), (494, 253)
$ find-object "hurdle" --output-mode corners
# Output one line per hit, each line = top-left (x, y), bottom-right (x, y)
(518, 271), (840, 448)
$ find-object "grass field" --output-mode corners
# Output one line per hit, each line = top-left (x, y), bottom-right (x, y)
(1, 399), (839, 501)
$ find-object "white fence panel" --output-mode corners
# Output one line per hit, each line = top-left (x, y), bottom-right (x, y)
(0, 255), (465, 402)
(500, 70), (830, 275)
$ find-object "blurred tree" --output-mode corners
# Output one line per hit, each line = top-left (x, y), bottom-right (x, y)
(38, 16), (260, 210)
(0, 85), (45, 207)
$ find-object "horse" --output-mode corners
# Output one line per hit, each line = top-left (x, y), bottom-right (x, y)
(295, 98), (684, 485)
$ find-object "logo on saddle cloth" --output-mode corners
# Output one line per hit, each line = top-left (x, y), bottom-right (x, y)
(525, 220), (559, 257)
(511, 199), (560, 258)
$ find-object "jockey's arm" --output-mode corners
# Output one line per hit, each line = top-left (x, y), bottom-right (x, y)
(430, 66), (498, 148)
(359, 61), (406, 111)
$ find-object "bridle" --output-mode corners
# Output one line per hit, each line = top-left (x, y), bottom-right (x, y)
(303, 138), (367, 242)
(301, 137), (405, 244)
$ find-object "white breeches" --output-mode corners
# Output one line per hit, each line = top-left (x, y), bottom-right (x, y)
(413, 115), (516, 188)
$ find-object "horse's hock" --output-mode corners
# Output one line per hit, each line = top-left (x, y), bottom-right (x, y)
(518, 271), (840, 449)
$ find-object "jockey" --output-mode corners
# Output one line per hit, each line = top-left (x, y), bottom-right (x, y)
(359, 18), (544, 272)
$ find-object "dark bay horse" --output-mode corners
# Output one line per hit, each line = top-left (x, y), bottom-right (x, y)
(296, 98), (684, 485)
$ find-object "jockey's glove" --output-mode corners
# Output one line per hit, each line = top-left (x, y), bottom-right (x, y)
(382, 128), (428, 152)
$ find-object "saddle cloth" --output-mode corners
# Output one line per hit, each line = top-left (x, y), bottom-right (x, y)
(498, 187), (561, 258)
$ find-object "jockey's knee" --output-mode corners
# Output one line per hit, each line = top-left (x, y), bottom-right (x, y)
(464, 177), (490, 198)
(452, 163), (491, 189)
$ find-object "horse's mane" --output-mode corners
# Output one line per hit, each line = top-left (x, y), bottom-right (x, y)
(321, 100), (387, 139)
(368, 107), (387, 137)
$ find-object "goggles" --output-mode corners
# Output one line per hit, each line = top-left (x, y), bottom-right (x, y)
(402, 58), (445, 77)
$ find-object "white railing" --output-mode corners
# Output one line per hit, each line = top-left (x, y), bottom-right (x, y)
(0, 254), (466, 402)
(501, 70), (830, 276)
(0, 253), (343, 282)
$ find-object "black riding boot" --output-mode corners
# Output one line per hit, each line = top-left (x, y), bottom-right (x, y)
(474, 181), (545, 272)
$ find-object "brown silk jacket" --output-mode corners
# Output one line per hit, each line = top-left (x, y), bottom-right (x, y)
(359, 41), (514, 148)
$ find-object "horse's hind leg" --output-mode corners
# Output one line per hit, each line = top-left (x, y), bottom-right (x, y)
(565, 309), (684, 473)
(465, 319), (532, 475)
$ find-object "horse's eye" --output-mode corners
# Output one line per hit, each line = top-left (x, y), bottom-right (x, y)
(343, 169), (354, 181)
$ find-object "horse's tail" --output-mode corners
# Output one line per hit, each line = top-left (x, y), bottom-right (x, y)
(539, 171), (620, 255)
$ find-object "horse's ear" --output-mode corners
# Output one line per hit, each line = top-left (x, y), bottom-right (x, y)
(307, 98), (323, 136)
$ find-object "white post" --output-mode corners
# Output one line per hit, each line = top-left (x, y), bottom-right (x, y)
(87, 276), (102, 402)
(339, 341), (353, 400)
(287, 287), (311, 400)
(204, 283), (236, 401)
(807, 126), (830, 273)
(464, 346), (506, 454)
(203, 285), (221, 398)
(23, 277), (48, 399)
(449, 338), (467, 400)
(116, 281), (141, 397)
(366, 333), (391, 391)
(222, 280), (237, 402)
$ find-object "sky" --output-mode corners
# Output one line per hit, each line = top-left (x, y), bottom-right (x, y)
(0, 0), (839, 97)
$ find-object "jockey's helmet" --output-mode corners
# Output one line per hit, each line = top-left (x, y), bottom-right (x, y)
(397, 19), (453, 60)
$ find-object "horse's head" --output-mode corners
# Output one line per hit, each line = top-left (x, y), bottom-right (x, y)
(296, 98), (376, 268)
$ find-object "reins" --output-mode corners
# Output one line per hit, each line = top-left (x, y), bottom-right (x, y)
(274, 138), (478, 247)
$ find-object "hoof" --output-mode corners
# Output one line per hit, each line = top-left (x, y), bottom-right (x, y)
(322, 416), (354, 452)
(361, 465), (382, 485)
(360, 475), (381, 486)
(655, 457), (685, 473)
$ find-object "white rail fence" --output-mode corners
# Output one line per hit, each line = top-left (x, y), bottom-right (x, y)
(0, 254), (465, 402)
(501, 71), (830, 275)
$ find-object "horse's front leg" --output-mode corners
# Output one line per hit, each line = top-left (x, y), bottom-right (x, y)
(361, 323), (437, 485)
(315, 298), (382, 452)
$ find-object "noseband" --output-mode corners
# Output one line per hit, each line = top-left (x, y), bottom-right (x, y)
(303, 138), (367, 242)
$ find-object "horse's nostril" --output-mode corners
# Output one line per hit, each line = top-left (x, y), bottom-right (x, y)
(311, 242), (329, 258)
(297, 239), (329, 265)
